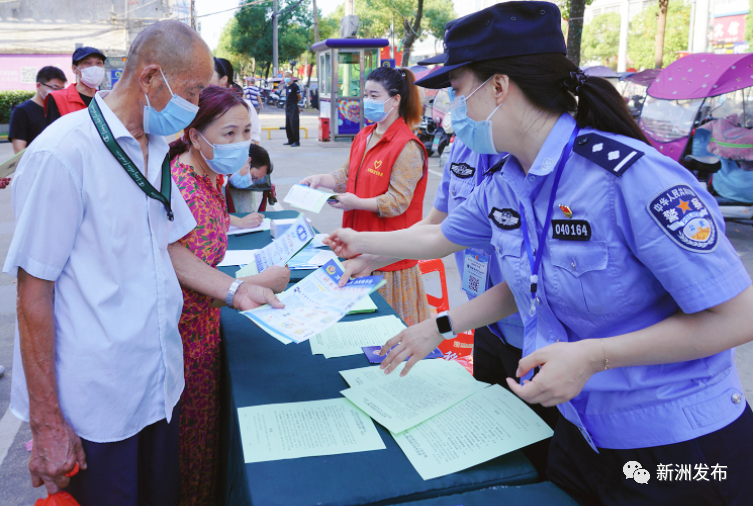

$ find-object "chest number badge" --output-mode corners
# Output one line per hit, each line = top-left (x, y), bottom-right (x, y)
(552, 220), (591, 241)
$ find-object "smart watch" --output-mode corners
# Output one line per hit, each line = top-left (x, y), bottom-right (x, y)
(435, 311), (455, 340)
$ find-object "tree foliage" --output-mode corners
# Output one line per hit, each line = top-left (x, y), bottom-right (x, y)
(328, 0), (454, 64)
(628, 1), (690, 70)
(745, 0), (753, 49)
(581, 12), (621, 68)
(215, 18), (254, 77)
(230, 0), (312, 77)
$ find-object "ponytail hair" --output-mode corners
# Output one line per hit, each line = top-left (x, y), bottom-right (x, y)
(366, 67), (422, 129)
(168, 85), (249, 160)
(467, 54), (650, 145)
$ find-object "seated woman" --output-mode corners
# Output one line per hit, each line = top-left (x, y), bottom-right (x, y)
(167, 86), (289, 505)
(226, 143), (273, 226)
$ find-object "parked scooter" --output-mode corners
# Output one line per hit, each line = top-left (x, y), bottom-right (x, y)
(638, 53), (753, 225)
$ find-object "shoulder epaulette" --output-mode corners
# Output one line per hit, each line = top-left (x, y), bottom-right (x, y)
(572, 133), (644, 177)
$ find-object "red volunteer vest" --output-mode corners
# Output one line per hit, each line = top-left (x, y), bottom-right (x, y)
(343, 118), (428, 272)
(46, 83), (87, 117)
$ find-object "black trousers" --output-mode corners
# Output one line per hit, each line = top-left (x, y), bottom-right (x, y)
(548, 404), (753, 506)
(65, 402), (181, 506)
(472, 325), (560, 477)
(285, 106), (300, 143)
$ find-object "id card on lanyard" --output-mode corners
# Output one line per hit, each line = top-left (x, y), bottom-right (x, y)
(462, 250), (489, 299)
(516, 126), (600, 453)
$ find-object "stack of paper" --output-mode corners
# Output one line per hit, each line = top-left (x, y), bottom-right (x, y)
(227, 218), (271, 236)
(237, 398), (385, 464)
(284, 184), (338, 213)
(242, 259), (384, 344)
(341, 360), (486, 434)
(232, 214), (314, 276)
(309, 315), (406, 359)
(347, 295), (378, 315)
(338, 360), (554, 480)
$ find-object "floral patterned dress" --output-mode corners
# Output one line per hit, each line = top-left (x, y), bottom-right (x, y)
(171, 156), (230, 506)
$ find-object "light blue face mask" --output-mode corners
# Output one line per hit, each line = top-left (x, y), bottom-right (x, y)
(449, 77), (502, 155)
(143, 68), (199, 136)
(198, 131), (251, 176)
(363, 97), (394, 123)
(284, 77), (291, 84)
(229, 171), (252, 188)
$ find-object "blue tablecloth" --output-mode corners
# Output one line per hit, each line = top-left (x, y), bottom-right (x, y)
(393, 482), (578, 506)
(218, 234), (540, 505)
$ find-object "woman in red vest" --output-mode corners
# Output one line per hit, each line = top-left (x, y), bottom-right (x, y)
(301, 67), (431, 325)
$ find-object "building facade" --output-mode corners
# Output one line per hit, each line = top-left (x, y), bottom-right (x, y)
(0, 0), (187, 91)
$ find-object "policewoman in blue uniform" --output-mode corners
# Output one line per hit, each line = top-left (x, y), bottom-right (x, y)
(325, 3), (753, 504)
(341, 137), (559, 475)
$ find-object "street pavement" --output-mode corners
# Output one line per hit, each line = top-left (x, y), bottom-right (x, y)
(0, 107), (752, 504)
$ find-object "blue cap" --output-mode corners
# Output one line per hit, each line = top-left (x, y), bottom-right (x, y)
(415, 2), (566, 89)
(72, 46), (106, 65)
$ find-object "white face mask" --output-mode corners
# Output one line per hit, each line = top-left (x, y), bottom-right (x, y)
(76, 65), (105, 89)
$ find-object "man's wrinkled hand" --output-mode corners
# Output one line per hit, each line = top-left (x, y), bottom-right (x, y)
(232, 283), (285, 311)
(29, 418), (86, 495)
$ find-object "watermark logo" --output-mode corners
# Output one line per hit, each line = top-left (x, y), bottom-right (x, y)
(624, 461), (650, 484)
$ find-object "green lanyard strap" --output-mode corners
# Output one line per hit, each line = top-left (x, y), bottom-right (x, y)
(88, 98), (174, 221)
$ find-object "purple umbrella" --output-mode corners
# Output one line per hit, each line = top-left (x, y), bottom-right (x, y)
(648, 53), (753, 100)
(626, 69), (661, 88)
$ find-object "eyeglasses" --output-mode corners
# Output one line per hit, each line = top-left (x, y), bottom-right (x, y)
(41, 83), (64, 91)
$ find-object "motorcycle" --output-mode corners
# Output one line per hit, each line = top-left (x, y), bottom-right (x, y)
(638, 53), (753, 225)
(266, 90), (280, 107)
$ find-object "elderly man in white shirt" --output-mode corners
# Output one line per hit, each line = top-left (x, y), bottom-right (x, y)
(4, 20), (283, 506)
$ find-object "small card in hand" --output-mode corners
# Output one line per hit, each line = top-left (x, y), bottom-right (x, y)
(362, 345), (443, 364)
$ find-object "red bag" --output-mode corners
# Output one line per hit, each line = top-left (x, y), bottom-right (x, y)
(34, 491), (80, 506)
(34, 463), (81, 506)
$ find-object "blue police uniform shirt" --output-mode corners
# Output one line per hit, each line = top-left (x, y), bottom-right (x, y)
(433, 139), (524, 348)
(442, 113), (750, 449)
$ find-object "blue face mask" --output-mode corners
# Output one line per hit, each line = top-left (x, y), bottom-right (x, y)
(143, 68), (199, 136)
(198, 131), (251, 176)
(450, 77), (501, 155)
(363, 98), (394, 123)
(229, 171), (252, 188)
(284, 77), (291, 84)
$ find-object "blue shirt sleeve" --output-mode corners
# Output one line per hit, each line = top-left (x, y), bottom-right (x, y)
(432, 143), (454, 213)
(615, 146), (751, 314)
(441, 176), (495, 250)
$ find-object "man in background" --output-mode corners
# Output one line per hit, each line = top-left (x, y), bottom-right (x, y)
(9, 66), (66, 154)
(283, 70), (301, 147)
(46, 46), (106, 124)
(244, 76), (263, 114)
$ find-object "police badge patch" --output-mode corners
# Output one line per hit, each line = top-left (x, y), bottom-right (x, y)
(450, 162), (475, 179)
(647, 184), (718, 253)
(488, 207), (521, 229)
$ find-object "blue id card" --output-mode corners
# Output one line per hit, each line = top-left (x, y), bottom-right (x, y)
(462, 250), (489, 299)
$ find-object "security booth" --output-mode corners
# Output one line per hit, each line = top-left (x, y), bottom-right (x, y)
(313, 38), (389, 142)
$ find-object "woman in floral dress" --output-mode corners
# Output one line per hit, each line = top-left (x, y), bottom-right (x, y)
(168, 86), (289, 505)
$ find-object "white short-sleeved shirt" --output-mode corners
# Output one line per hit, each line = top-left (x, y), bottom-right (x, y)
(245, 99), (262, 143)
(4, 91), (197, 443)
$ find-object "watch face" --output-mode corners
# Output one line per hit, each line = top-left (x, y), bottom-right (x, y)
(436, 315), (452, 334)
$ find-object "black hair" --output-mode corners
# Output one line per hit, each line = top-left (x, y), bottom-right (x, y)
(366, 67), (422, 129)
(36, 66), (67, 84)
(467, 54), (650, 145)
(214, 57), (245, 96)
(214, 57), (234, 83)
(248, 143), (273, 175)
